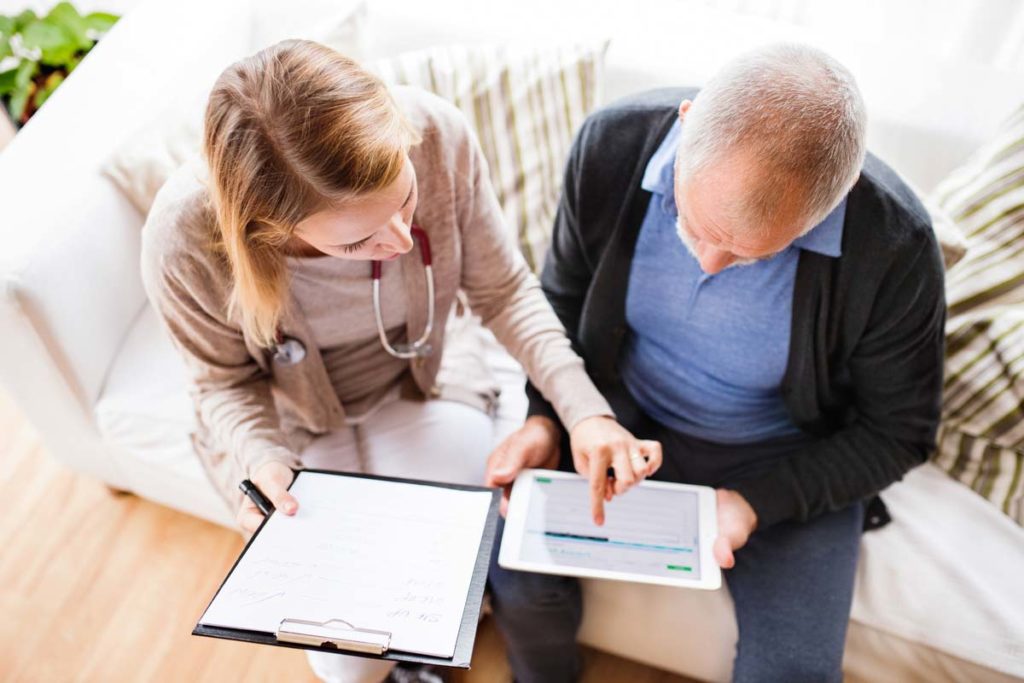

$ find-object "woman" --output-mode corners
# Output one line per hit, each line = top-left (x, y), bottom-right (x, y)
(141, 40), (660, 683)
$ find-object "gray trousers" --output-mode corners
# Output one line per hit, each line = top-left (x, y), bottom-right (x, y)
(488, 394), (863, 683)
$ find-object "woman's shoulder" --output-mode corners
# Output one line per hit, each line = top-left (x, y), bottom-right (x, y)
(392, 85), (471, 141)
(393, 85), (481, 202)
(141, 157), (224, 279)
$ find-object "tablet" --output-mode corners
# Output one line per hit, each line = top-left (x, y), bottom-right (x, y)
(498, 470), (721, 590)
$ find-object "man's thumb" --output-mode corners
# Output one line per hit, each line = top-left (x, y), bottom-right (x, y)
(487, 462), (517, 486)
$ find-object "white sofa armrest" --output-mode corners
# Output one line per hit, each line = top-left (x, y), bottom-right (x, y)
(0, 0), (254, 482)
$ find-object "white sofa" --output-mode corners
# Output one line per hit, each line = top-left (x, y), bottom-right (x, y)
(1, 0), (1022, 681)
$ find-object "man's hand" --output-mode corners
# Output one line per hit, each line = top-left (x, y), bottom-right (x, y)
(569, 416), (663, 526)
(237, 461), (298, 534)
(485, 416), (562, 516)
(713, 488), (758, 569)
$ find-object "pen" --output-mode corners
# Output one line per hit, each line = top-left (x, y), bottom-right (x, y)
(239, 479), (275, 516)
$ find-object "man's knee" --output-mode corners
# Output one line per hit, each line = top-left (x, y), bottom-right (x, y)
(733, 644), (843, 683)
(488, 563), (581, 613)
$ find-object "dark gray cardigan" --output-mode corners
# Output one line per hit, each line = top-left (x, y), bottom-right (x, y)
(526, 88), (947, 528)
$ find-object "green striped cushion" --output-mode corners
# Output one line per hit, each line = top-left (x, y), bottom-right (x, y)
(372, 43), (607, 272)
(937, 105), (1024, 317)
(932, 105), (1024, 525)
(937, 311), (1024, 523)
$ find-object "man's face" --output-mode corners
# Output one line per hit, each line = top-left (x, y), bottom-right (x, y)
(673, 102), (808, 275)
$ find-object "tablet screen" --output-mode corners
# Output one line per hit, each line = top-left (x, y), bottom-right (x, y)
(518, 474), (703, 581)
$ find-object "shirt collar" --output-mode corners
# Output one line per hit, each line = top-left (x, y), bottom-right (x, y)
(793, 198), (846, 257)
(641, 119), (847, 258)
(641, 120), (681, 202)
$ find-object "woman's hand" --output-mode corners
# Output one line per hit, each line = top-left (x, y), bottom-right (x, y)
(569, 416), (663, 525)
(237, 461), (299, 534)
(485, 416), (562, 516)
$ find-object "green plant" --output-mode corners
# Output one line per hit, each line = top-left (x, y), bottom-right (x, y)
(0, 2), (118, 126)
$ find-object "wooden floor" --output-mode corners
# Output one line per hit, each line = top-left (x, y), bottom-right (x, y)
(0, 390), (693, 683)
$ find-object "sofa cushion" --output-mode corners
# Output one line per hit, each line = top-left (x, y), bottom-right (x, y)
(577, 464), (1024, 682)
(932, 104), (1024, 524)
(369, 42), (606, 272)
(94, 305), (198, 479)
(937, 105), (1024, 317)
(849, 464), (1024, 679)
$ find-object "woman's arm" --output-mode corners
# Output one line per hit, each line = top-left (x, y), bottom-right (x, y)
(449, 114), (661, 522)
(141, 246), (300, 531)
(143, 255), (299, 474)
(452, 119), (610, 433)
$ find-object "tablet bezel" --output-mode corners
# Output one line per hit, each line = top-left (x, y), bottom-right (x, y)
(498, 469), (722, 590)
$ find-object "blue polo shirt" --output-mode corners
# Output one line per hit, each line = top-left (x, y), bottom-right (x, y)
(620, 121), (847, 445)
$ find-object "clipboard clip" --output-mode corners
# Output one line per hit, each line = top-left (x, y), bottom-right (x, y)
(277, 618), (392, 654)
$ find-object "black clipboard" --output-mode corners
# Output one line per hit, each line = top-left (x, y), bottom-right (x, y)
(192, 468), (501, 668)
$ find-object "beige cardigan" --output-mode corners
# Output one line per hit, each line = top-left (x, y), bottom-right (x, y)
(140, 86), (612, 511)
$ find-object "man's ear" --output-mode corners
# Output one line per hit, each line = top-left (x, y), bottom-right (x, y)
(678, 99), (692, 122)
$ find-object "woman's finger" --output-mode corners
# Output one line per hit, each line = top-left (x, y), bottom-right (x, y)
(588, 452), (609, 525)
(610, 444), (637, 496)
(272, 490), (298, 515)
(251, 462), (299, 515)
(638, 439), (663, 476)
(627, 446), (649, 481)
(237, 500), (264, 534)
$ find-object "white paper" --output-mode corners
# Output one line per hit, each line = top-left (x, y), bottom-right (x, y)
(200, 472), (492, 658)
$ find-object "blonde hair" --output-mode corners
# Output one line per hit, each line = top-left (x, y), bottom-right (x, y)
(203, 39), (420, 348)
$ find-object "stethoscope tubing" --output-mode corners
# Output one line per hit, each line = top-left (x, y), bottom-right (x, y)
(274, 224), (435, 365)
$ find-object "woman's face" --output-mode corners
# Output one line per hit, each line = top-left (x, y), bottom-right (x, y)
(291, 156), (419, 261)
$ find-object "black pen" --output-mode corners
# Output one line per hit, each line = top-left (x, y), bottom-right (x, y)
(239, 479), (275, 516)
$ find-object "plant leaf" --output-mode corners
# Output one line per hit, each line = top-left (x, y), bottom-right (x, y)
(0, 68), (16, 96)
(21, 20), (76, 66)
(45, 2), (90, 51)
(6, 59), (38, 121)
(14, 59), (37, 89)
(8, 81), (30, 120)
(32, 69), (63, 109)
(13, 10), (38, 32)
(0, 16), (15, 37)
(83, 12), (118, 36)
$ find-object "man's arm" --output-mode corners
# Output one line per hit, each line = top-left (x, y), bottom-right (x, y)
(733, 233), (947, 529)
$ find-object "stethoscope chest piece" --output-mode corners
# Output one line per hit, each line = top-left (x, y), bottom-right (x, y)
(272, 336), (307, 366)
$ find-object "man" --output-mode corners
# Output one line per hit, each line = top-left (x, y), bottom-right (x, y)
(484, 43), (945, 682)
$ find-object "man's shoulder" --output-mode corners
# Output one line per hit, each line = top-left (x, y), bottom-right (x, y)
(575, 88), (694, 156)
(849, 153), (937, 256)
(589, 87), (697, 124)
(860, 154), (931, 227)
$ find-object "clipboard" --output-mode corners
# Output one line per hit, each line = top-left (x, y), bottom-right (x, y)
(192, 469), (501, 668)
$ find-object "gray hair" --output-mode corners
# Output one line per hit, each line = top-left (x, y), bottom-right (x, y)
(677, 43), (867, 232)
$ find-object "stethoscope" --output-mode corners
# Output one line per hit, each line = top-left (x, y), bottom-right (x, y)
(272, 225), (435, 366)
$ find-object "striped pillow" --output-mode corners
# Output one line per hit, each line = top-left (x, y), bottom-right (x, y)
(938, 106), (1024, 317)
(932, 105), (1024, 525)
(372, 43), (607, 272)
